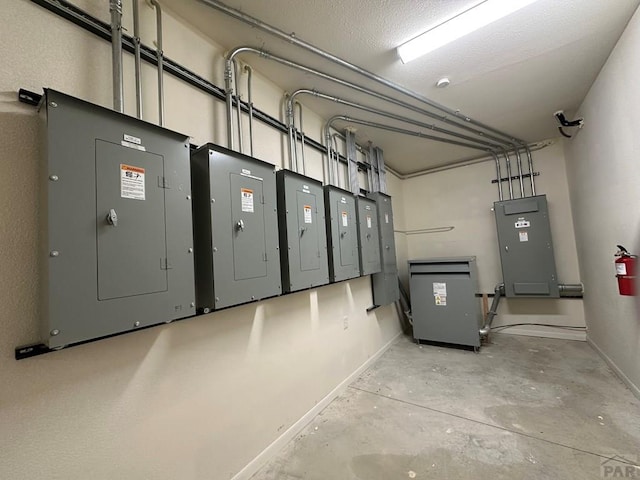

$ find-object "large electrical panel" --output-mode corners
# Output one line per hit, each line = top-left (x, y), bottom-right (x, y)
(191, 144), (281, 311)
(277, 170), (329, 292)
(367, 192), (399, 305)
(324, 186), (360, 283)
(39, 89), (195, 349)
(494, 195), (559, 298)
(356, 196), (382, 276)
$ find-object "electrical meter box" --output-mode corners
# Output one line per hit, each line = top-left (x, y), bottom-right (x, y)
(38, 89), (195, 349)
(409, 257), (482, 348)
(367, 192), (399, 305)
(356, 196), (382, 276)
(277, 170), (329, 292)
(191, 144), (281, 311)
(494, 195), (559, 298)
(324, 185), (360, 283)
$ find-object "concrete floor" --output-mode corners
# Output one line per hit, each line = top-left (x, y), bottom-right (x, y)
(252, 334), (640, 479)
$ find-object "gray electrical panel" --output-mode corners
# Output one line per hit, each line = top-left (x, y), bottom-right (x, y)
(39, 89), (195, 349)
(277, 170), (329, 292)
(409, 257), (482, 348)
(324, 186), (360, 283)
(356, 196), (382, 276)
(367, 192), (399, 305)
(494, 195), (559, 298)
(191, 144), (281, 311)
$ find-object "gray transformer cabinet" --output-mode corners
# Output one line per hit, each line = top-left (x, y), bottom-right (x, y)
(356, 196), (382, 276)
(409, 257), (482, 348)
(494, 195), (559, 298)
(39, 89), (195, 349)
(277, 170), (329, 292)
(324, 186), (360, 283)
(367, 192), (399, 305)
(191, 144), (281, 311)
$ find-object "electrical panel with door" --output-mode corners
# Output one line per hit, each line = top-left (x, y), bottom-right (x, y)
(191, 144), (281, 311)
(356, 196), (382, 276)
(324, 185), (360, 283)
(494, 195), (559, 298)
(367, 192), (399, 305)
(277, 170), (329, 292)
(38, 89), (195, 349)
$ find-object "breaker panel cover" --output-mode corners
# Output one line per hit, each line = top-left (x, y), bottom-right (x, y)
(324, 186), (360, 283)
(277, 170), (329, 292)
(39, 89), (195, 349)
(191, 144), (281, 310)
(494, 195), (559, 298)
(356, 196), (382, 276)
(367, 192), (399, 305)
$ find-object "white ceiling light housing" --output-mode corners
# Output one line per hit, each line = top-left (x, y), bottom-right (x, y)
(436, 77), (451, 88)
(397, 0), (541, 64)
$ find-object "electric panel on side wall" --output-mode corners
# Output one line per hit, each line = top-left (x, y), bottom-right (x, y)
(191, 144), (281, 311)
(356, 196), (382, 276)
(494, 195), (559, 298)
(367, 192), (399, 305)
(324, 186), (360, 283)
(39, 89), (195, 349)
(277, 170), (329, 292)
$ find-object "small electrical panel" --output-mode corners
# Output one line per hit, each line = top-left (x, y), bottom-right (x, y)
(324, 185), (360, 283)
(356, 196), (382, 276)
(277, 170), (329, 292)
(191, 144), (281, 311)
(367, 192), (399, 305)
(494, 195), (559, 298)
(39, 89), (195, 349)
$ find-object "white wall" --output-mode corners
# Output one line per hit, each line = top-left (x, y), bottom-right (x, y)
(0, 1), (401, 478)
(563, 7), (640, 396)
(399, 141), (586, 339)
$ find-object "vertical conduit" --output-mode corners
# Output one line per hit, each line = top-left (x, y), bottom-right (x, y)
(109, 0), (124, 113)
(244, 65), (254, 156)
(525, 145), (536, 196)
(295, 101), (306, 175)
(149, 0), (165, 126)
(513, 146), (525, 198)
(132, 0), (142, 118)
(492, 152), (503, 201)
(232, 60), (244, 153)
(502, 149), (514, 200)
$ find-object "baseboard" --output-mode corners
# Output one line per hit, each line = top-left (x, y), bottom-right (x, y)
(587, 336), (640, 400)
(497, 327), (586, 341)
(232, 331), (403, 480)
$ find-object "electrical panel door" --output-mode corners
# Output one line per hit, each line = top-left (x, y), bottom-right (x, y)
(39, 89), (195, 349)
(356, 197), (382, 276)
(324, 186), (359, 283)
(191, 144), (280, 311)
(277, 170), (329, 292)
(494, 195), (559, 298)
(367, 192), (399, 305)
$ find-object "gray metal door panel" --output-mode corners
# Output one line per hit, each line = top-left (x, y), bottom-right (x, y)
(95, 140), (168, 300)
(357, 198), (381, 275)
(230, 174), (267, 280)
(297, 191), (320, 271)
(338, 199), (357, 267)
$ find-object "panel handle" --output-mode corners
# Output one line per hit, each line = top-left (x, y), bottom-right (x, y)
(236, 219), (245, 231)
(106, 208), (118, 227)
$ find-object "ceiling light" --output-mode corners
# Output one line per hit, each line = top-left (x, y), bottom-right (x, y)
(397, 0), (540, 64)
(436, 77), (451, 88)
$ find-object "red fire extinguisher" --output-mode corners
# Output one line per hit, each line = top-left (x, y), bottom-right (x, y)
(615, 245), (636, 296)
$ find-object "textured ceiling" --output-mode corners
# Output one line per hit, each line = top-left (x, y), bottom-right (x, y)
(160, 0), (639, 174)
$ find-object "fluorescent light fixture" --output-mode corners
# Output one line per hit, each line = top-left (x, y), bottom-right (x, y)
(397, 0), (540, 63)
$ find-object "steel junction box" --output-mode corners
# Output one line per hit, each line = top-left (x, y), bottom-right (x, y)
(190, 144), (281, 311)
(356, 196), (382, 276)
(39, 89), (195, 349)
(367, 192), (399, 305)
(324, 185), (360, 283)
(277, 170), (329, 293)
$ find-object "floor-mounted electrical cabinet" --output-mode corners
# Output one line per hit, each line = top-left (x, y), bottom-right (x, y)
(277, 170), (329, 292)
(367, 192), (399, 305)
(191, 144), (281, 311)
(356, 196), (382, 276)
(324, 186), (360, 283)
(494, 195), (559, 298)
(39, 89), (195, 349)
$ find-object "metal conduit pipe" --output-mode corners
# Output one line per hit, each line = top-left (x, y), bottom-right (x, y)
(512, 145), (525, 198)
(225, 47), (514, 148)
(501, 149), (514, 200)
(525, 145), (536, 196)
(244, 65), (254, 156)
(149, 0), (165, 126)
(479, 283), (505, 337)
(199, 0), (523, 145)
(295, 101), (307, 175)
(132, 0), (142, 118)
(232, 59), (244, 153)
(286, 88), (501, 153)
(559, 283), (584, 297)
(323, 123), (333, 183)
(109, 0), (124, 113)
(491, 152), (503, 201)
(285, 94), (296, 170)
(332, 133), (342, 187)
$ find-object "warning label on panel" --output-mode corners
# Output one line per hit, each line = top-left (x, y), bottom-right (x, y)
(120, 164), (145, 200)
(519, 231), (529, 242)
(433, 282), (447, 296)
(304, 205), (313, 224)
(241, 188), (254, 213)
(366, 215), (372, 229)
(341, 211), (348, 227)
(435, 295), (447, 306)
(515, 218), (530, 229)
